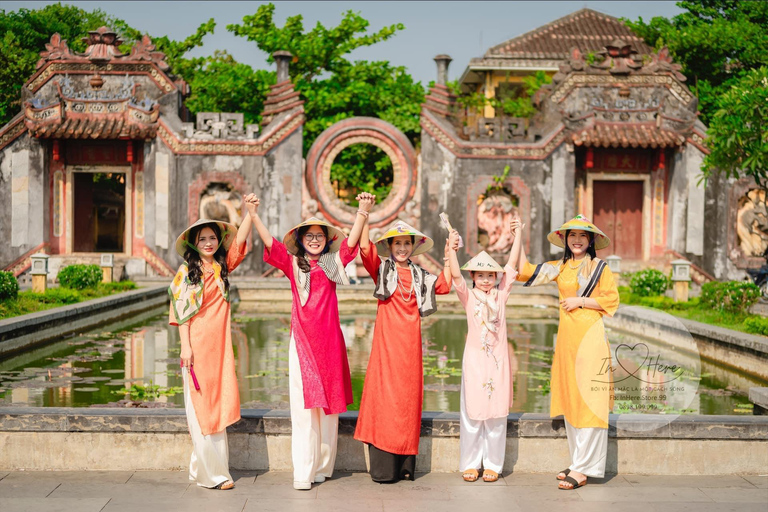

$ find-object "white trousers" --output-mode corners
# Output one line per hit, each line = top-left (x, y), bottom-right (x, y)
(565, 418), (608, 478)
(289, 335), (339, 485)
(182, 367), (233, 488)
(459, 384), (507, 473)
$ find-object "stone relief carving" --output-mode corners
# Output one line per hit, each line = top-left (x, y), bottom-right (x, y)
(199, 183), (243, 226)
(477, 193), (518, 254)
(737, 188), (768, 257)
(182, 113), (259, 140)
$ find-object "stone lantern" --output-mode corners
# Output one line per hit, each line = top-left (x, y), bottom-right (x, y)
(30, 253), (49, 293)
(606, 255), (622, 275)
(670, 259), (691, 302)
(100, 253), (114, 283)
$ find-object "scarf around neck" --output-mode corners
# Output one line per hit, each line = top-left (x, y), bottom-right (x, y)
(169, 261), (228, 324)
(373, 257), (438, 317)
(471, 287), (501, 335)
(293, 251), (349, 307)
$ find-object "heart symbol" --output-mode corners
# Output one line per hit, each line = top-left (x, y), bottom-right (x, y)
(614, 343), (649, 383)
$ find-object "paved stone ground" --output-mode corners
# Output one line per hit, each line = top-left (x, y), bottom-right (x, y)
(0, 470), (765, 512)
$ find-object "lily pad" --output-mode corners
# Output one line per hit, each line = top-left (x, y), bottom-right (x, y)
(74, 387), (100, 392)
(101, 369), (125, 374)
(9, 380), (61, 389)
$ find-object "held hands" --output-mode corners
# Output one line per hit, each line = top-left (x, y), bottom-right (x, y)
(560, 297), (583, 312)
(448, 229), (460, 251)
(356, 192), (376, 214)
(243, 194), (260, 217)
(509, 216), (524, 237)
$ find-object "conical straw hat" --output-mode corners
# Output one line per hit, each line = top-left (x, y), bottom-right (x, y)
(460, 251), (504, 272)
(547, 214), (610, 250)
(283, 217), (346, 255)
(175, 218), (237, 258)
(375, 220), (434, 257)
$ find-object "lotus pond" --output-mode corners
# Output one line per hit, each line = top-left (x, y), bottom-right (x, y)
(0, 305), (764, 415)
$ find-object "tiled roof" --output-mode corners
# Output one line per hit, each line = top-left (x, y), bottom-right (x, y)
(572, 123), (685, 149)
(26, 116), (157, 139)
(487, 8), (652, 59)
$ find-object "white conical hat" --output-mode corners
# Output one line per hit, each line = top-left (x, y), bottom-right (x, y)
(460, 251), (504, 272)
(282, 217), (346, 255)
(375, 220), (434, 257)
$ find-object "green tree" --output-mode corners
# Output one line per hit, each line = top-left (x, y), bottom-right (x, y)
(0, 4), (119, 124)
(179, 51), (274, 125)
(0, 6), (269, 126)
(625, 0), (768, 182)
(228, 3), (425, 205)
(702, 67), (768, 186)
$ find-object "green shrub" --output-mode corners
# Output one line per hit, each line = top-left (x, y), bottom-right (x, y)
(58, 264), (102, 290)
(102, 281), (137, 292)
(28, 288), (81, 304)
(629, 269), (669, 297)
(701, 281), (761, 314)
(744, 316), (768, 336)
(0, 271), (19, 301)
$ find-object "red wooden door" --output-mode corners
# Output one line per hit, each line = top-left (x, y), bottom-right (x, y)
(592, 181), (643, 259)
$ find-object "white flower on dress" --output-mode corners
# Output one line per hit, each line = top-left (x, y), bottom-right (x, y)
(479, 325), (500, 369)
(482, 378), (495, 399)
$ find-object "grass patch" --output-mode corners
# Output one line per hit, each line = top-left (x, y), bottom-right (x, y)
(618, 287), (763, 335)
(0, 281), (138, 320)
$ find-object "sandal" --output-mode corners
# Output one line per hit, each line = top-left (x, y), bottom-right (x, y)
(462, 469), (479, 482)
(558, 475), (586, 490)
(556, 468), (571, 481)
(214, 480), (235, 490)
(482, 470), (499, 482)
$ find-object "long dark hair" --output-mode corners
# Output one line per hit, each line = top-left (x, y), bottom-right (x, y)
(295, 225), (330, 273)
(562, 229), (596, 264)
(184, 222), (230, 293)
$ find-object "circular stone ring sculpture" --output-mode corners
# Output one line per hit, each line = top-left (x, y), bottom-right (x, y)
(305, 117), (417, 228)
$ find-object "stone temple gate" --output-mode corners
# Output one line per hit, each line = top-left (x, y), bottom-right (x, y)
(0, 13), (759, 281)
(304, 117), (418, 230)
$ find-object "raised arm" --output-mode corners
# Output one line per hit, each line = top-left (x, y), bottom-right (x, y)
(348, 193), (375, 249)
(248, 197), (273, 251)
(236, 193), (258, 246)
(443, 230), (460, 283)
(508, 217), (524, 270)
(359, 212), (371, 255)
(512, 215), (528, 271)
(447, 229), (461, 280)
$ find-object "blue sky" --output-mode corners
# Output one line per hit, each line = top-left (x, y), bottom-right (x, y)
(5, 1), (683, 84)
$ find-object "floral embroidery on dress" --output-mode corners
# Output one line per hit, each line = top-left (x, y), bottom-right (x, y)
(482, 378), (495, 399)
(475, 300), (501, 369)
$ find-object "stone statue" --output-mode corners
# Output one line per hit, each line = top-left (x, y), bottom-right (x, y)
(199, 183), (243, 226)
(737, 188), (768, 257)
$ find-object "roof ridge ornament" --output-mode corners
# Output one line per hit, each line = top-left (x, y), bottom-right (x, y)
(129, 34), (170, 71)
(36, 33), (74, 69)
(35, 29), (170, 71)
(82, 26), (124, 64)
